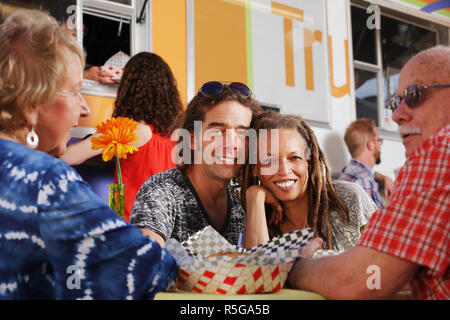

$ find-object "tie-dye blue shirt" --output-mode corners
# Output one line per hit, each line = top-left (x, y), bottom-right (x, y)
(0, 139), (177, 299)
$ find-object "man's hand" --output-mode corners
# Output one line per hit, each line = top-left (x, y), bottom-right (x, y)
(288, 246), (417, 299)
(383, 176), (394, 200)
(375, 172), (395, 201)
(83, 66), (115, 84)
(300, 237), (323, 259)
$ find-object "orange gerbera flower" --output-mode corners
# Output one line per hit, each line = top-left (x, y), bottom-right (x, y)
(91, 117), (139, 162)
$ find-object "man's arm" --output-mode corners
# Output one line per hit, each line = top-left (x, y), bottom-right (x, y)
(129, 177), (174, 247)
(288, 245), (417, 299)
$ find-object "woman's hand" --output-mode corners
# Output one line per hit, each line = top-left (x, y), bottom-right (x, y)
(246, 185), (283, 226)
(244, 185), (281, 248)
(83, 66), (115, 84)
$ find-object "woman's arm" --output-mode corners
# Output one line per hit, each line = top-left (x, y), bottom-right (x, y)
(59, 135), (102, 165)
(140, 227), (166, 248)
(59, 123), (151, 166)
(134, 122), (152, 148)
(243, 185), (282, 249)
(39, 161), (178, 299)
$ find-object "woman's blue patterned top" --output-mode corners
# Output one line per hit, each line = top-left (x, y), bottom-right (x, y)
(0, 139), (178, 299)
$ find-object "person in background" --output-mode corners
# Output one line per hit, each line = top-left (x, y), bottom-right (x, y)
(64, 23), (115, 84)
(288, 45), (449, 300)
(60, 52), (183, 221)
(0, 9), (177, 299)
(339, 118), (394, 208)
(129, 81), (261, 247)
(241, 112), (377, 252)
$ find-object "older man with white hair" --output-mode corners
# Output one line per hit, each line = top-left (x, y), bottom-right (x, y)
(288, 45), (450, 300)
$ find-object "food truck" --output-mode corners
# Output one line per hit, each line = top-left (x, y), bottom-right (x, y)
(1, 0), (449, 201)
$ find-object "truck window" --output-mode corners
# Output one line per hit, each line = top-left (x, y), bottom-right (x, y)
(83, 12), (130, 69)
(351, 3), (438, 132)
(105, 0), (132, 5)
(79, 0), (152, 98)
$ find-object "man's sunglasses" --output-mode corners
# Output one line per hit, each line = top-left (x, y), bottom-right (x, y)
(387, 84), (450, 112)
(199, 81), (252, 98)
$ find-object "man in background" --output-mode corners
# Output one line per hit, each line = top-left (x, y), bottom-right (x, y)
(339, 118), (394, 208)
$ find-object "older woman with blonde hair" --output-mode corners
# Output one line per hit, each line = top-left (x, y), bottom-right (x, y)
(0, 9), (177, 299)
(241, 111), (377, 252)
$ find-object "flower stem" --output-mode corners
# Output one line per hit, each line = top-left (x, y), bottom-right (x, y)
(116, 155), (122, 185)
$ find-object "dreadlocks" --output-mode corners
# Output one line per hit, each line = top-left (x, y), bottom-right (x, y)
(240, 111), (350, 249)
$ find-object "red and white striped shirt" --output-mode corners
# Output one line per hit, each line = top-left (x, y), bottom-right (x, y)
(359, 125), (449, 300)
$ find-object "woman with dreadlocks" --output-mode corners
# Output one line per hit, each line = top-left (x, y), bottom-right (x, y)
(241, 111), (377, 252)
(61, 52), (183, 221)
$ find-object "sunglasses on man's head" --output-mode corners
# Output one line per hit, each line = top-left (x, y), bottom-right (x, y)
(199, 81), (252, 98)
(387, 84), (450, 112)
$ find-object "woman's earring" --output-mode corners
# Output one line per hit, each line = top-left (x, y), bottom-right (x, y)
(26, 128), (39, 149)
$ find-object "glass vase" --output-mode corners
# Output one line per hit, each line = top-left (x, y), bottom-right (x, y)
(108, 183), (125, 219)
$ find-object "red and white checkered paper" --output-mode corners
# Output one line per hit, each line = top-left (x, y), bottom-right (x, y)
(166, 226), (314, 294)
(101, 51), (130, 81)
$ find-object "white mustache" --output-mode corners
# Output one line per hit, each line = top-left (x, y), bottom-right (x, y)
(398, 126), (421, 136)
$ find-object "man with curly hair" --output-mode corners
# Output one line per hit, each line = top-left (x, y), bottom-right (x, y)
(129, 82), (261, 247)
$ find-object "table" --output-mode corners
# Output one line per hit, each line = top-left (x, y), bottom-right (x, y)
(155, 289), (414, 300)
(155, 288), (326, 300)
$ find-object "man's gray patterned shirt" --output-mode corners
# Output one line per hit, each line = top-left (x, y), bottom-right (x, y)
(129, 167), (245, 245)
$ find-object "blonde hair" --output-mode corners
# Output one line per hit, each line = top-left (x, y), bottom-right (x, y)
(0, 9), (84, 134)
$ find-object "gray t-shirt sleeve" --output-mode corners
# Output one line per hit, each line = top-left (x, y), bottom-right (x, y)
(129, 177), (174, 241)
(334, 181), (377, 226)
(329, 181), (378, 251)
